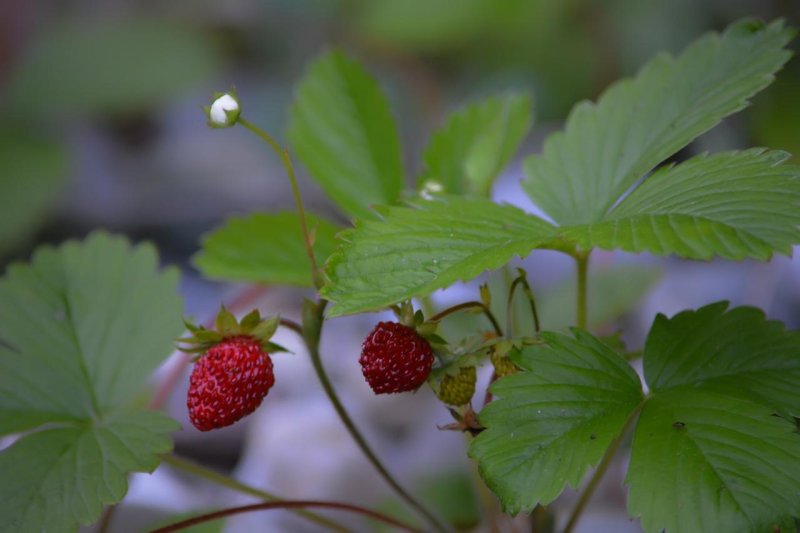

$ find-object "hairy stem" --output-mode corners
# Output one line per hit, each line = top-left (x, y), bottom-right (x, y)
(238, 117), (321, 288)
(161, 454), (348, 532)
(430, 301), (503, 337)
(563, 401), (643, 533)
(303, 300), (448, 532)
(152, 500), (423, 533)
(575, 253), (590, 330)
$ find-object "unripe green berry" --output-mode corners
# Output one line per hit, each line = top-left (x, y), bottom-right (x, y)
(436, 366), (477, 406)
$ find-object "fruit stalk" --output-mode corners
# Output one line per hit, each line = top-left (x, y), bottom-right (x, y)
(429, 301), (503, 337)
(301, 299), (449, 533)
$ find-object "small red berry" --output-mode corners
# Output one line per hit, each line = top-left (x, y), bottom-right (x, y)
(360, 322), (434, 394)
(187, 336), (274, 431)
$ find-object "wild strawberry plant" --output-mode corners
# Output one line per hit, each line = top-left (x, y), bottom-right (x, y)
(1, 17), (800, 533)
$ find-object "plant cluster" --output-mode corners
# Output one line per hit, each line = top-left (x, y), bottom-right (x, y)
(1, 18), (800, 533)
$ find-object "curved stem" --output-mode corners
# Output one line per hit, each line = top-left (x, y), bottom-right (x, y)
(430, 301), (503, 337)
(563, 401), (643, 533)
(575, 253), (590, 330)
(506, 270), (541, 336)
(161, 455), (348, 532)
(279, 317), (304, 337)
(305, 300), (448, 533)
(238, 117), (321, 289)
(152, 500), (422, 533)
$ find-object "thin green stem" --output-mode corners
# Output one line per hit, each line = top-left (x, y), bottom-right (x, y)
(152, 500), (422, 533)
(238, 117), (321, 289)
(575, 253), (590, 330)
(430, 301), (503, 337)
(506, 270), (541, 336)
(279, 318), (304, 336)
(161, 455), (348, 532)
(563, 401), (644, 533)
(304, 300), (449, 533)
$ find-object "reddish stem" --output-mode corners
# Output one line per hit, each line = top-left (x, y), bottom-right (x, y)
(150, 500), (423, 533)
(149, 285), (270, 409)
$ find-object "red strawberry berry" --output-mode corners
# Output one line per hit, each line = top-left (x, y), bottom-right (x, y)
(360, 321), (434, 394)
(187, 336), (275, 431)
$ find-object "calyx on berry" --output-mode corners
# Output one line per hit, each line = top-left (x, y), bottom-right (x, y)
(179, 306), (287, 356)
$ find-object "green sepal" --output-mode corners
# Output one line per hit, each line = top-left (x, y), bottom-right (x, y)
(239, 309), (262, 333)
(178, 306), (280, 354)
(215, 306), (239, 336)
(263, 341), (291, 354)
(251, 315), (280, 343)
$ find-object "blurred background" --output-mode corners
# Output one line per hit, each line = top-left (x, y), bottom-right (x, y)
(1, 0), (799, 531)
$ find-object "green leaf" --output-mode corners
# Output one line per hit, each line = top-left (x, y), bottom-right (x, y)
(287, 50), (404, 220)
(7, 17), (220, 116)
(193, 212), (340, 287)
(643, 302), (800, 421)
(628, 302), (800, 532)
(469, 330), (643, 515)
(523, 19), (794, 226)
(0, 131), (67, 254)
(0, 232), (183, 530)
(0, 411), (177, 533)
(559, 149), (800, 260)
(419, 93), (533, 195)
(321, 196), (556, 316)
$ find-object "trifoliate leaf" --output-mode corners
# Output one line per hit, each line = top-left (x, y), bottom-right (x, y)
(627, 302), (800, 532)
(0, 232), (183, 531)
(469, 330), (643, 514)
(193, 212), (340, 287)
(419, 93), (533, 195)
(523, 19), (794, 226)
(287, 50), (404, 220)
(321, 196), (556, 316)
(559, 149), (800, 260)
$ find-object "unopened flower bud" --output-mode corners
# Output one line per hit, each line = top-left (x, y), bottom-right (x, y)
(206, 92), (240, 128)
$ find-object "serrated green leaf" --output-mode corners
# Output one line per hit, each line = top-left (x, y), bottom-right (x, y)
(0, 411), (177, 533)
(419, 93), (533, 195)
(7, 17), (219, 116)
(559, 149), (800, 260)
(523, 19), (794, 226)
(193, 212), (340, 287)
(0, 232), (183, 531)
(644, 302), (800, 420)
(287, 50), (404, 220)
(627, 302), (800, 532)
(0, 131), (67, 254)
(627, 389), (800, 533)
(321, 196), (556, 316)
(469, 330), (643, 515)
(0, 232), (183, 433)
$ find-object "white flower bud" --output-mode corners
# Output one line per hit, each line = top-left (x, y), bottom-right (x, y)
(207, 93), (240, 128)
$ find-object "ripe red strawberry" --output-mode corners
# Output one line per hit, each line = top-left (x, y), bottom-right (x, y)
(187, 336), (274, 431)
(360, 321), (434, 394)
(180, 307), (285, 431)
